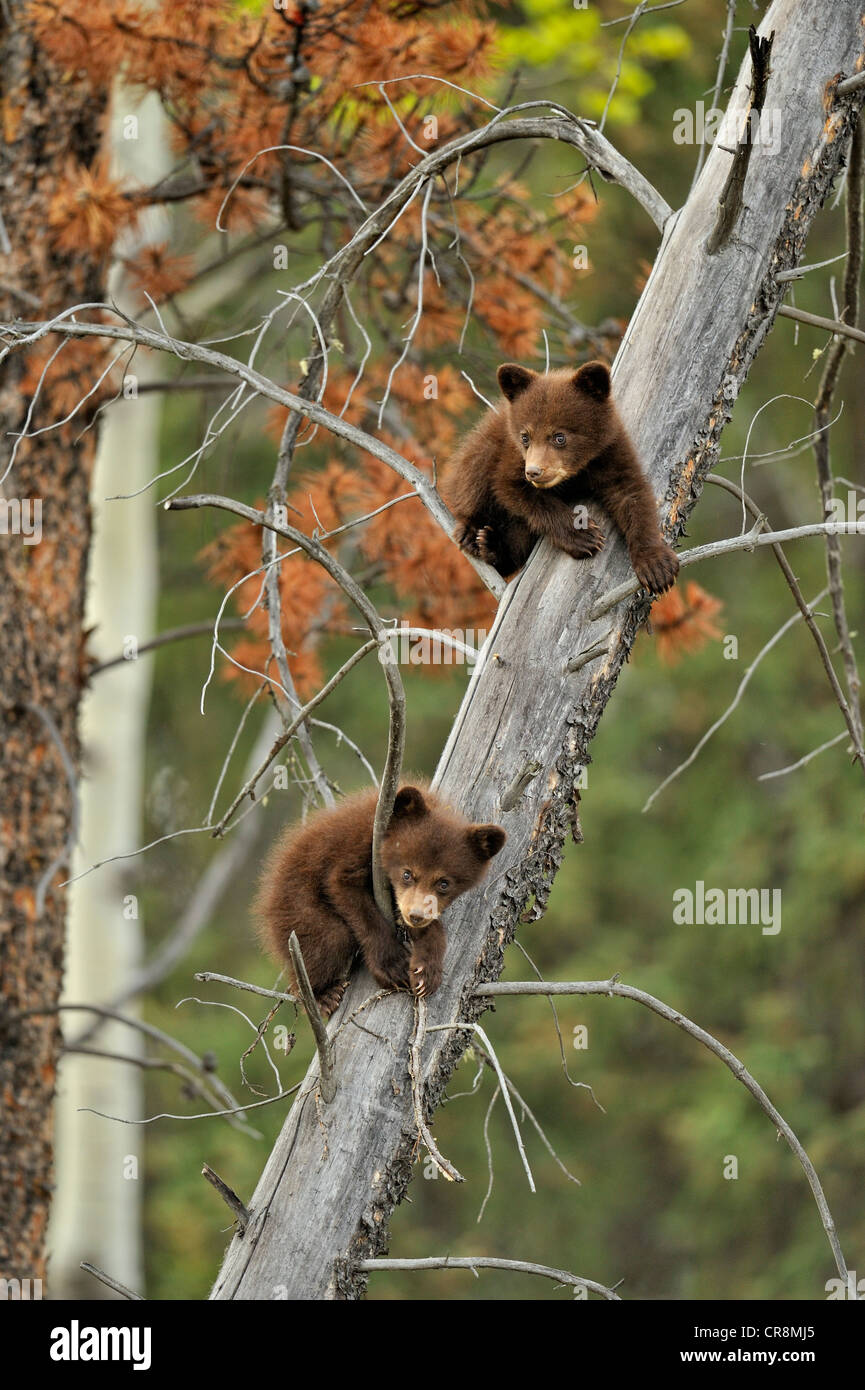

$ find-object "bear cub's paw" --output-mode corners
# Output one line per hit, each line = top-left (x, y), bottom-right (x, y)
(455, 521), (498, 568)
(634, 543), (680, 595)
(371, 942), (412, 994)
(566, 517), (606, 559)
(410, 950), (443, 1000)
(474, 525), (499, 566)
(455, 520), (480, 555)
(316, 981), (349, 1019)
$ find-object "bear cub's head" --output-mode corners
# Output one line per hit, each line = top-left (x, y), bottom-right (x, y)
(381, 785), (506, 930)
(497, 360), (617, 490)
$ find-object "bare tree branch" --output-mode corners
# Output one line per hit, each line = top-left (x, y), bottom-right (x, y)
(354, 1255), (621, 1300)
(288, 932), (336, 1104)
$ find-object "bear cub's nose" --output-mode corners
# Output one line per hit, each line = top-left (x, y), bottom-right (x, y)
(408, 909), (428, 926)
(525, 464), (543, 480)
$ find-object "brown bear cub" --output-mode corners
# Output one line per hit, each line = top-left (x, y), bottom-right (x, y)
(255, 785), (506, 1018)
(443, 360), (679, 594)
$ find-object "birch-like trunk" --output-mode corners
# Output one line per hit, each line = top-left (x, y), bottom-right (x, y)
(212, 0), (865, 1301)
(47, 90), (166, 1300)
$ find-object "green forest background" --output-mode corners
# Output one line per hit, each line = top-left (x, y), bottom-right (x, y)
(91, 0), (865, 1300)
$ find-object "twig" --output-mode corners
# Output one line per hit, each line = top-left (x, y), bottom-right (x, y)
(777, 303), (865, 345)
(409, 998), (463, 1182)
(477, 1083), (500, 1222)
(643, 589), (827, 811)
(23, 1002), (251, 1128)
(471, 1037), (582, 1188)
(706, 24), (774, 255)
(429, 1022), (535, 1193)
(193, 972), (296, 1005)
(210, 639), (376, 835)
(690, 0), (737, 192)
(513, 939), (605, 1106)
(566, 634), (613, 674)
(354, 1256), (620, 1300)
(474, 979), (848, 1282)
(89, 617), (245, 675)
(599, 2), (648, 134)
(288, 932), (335, 1103)
(775, 251), (848, 282)
(500, 758), (542, 813)
(837, 71), (865, 96)
(706, 475), (864, 771)
(86, 711), (280, 1018)
(181, 991), (286, 1096)
(79, 1262), (143, 1301)
(758, 730), (848, 781)
(78, 1085), (300, 1126)
(202, 1164), (250, 1235)
(812, 113), (864, 748)
(601, 0), (687, 22)
(63, 1045), (247, 1118)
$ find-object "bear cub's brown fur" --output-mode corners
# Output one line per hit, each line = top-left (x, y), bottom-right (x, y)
(443, 360), (679, 594)
(255, 785), (506, 1017)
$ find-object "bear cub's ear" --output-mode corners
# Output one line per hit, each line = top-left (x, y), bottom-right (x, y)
(497, 364), (536, 402)
(392, 786), (428, 821)
(572, 360), (611, 401)
(467, 824), (507, 861)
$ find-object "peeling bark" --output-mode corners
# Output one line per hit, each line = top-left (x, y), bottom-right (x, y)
(0, 4), (109, 1283)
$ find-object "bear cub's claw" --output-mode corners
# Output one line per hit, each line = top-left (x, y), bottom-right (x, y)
(411, 957), (443, 1000)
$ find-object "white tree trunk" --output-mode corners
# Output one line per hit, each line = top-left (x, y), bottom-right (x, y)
(48, 90), (167, 1301)
(211, 0), (865, 1300)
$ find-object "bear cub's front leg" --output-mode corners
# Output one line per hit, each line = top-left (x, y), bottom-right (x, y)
(408, 921), (446, 1000)
(364, 929), (412, 994)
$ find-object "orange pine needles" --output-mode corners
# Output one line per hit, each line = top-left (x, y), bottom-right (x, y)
(22, 0), (606, 701)
(125, 245), (196, 305)
(650, 581), (724, 664)
(47, 161), (133, 257)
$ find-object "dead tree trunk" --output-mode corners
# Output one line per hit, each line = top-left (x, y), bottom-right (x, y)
(0, 7), (109, 1283)
(212, 0), (865, 1301)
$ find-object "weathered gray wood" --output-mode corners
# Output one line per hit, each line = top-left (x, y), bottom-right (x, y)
(211, 0), (865, 1301)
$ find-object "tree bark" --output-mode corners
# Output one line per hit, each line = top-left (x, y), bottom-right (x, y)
(211, 0), (865, 1300)
(0, 6), (109, 1284)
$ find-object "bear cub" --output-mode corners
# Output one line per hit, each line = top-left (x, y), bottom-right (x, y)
(443, 360), (679, 594)
(255, 785), (506, 1017)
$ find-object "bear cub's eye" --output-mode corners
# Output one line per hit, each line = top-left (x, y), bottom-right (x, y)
(519, 431), (530, 448)
(402, 869), (414, 884)
(552, 432), (567, 447)
(436, 879), (450, 894)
